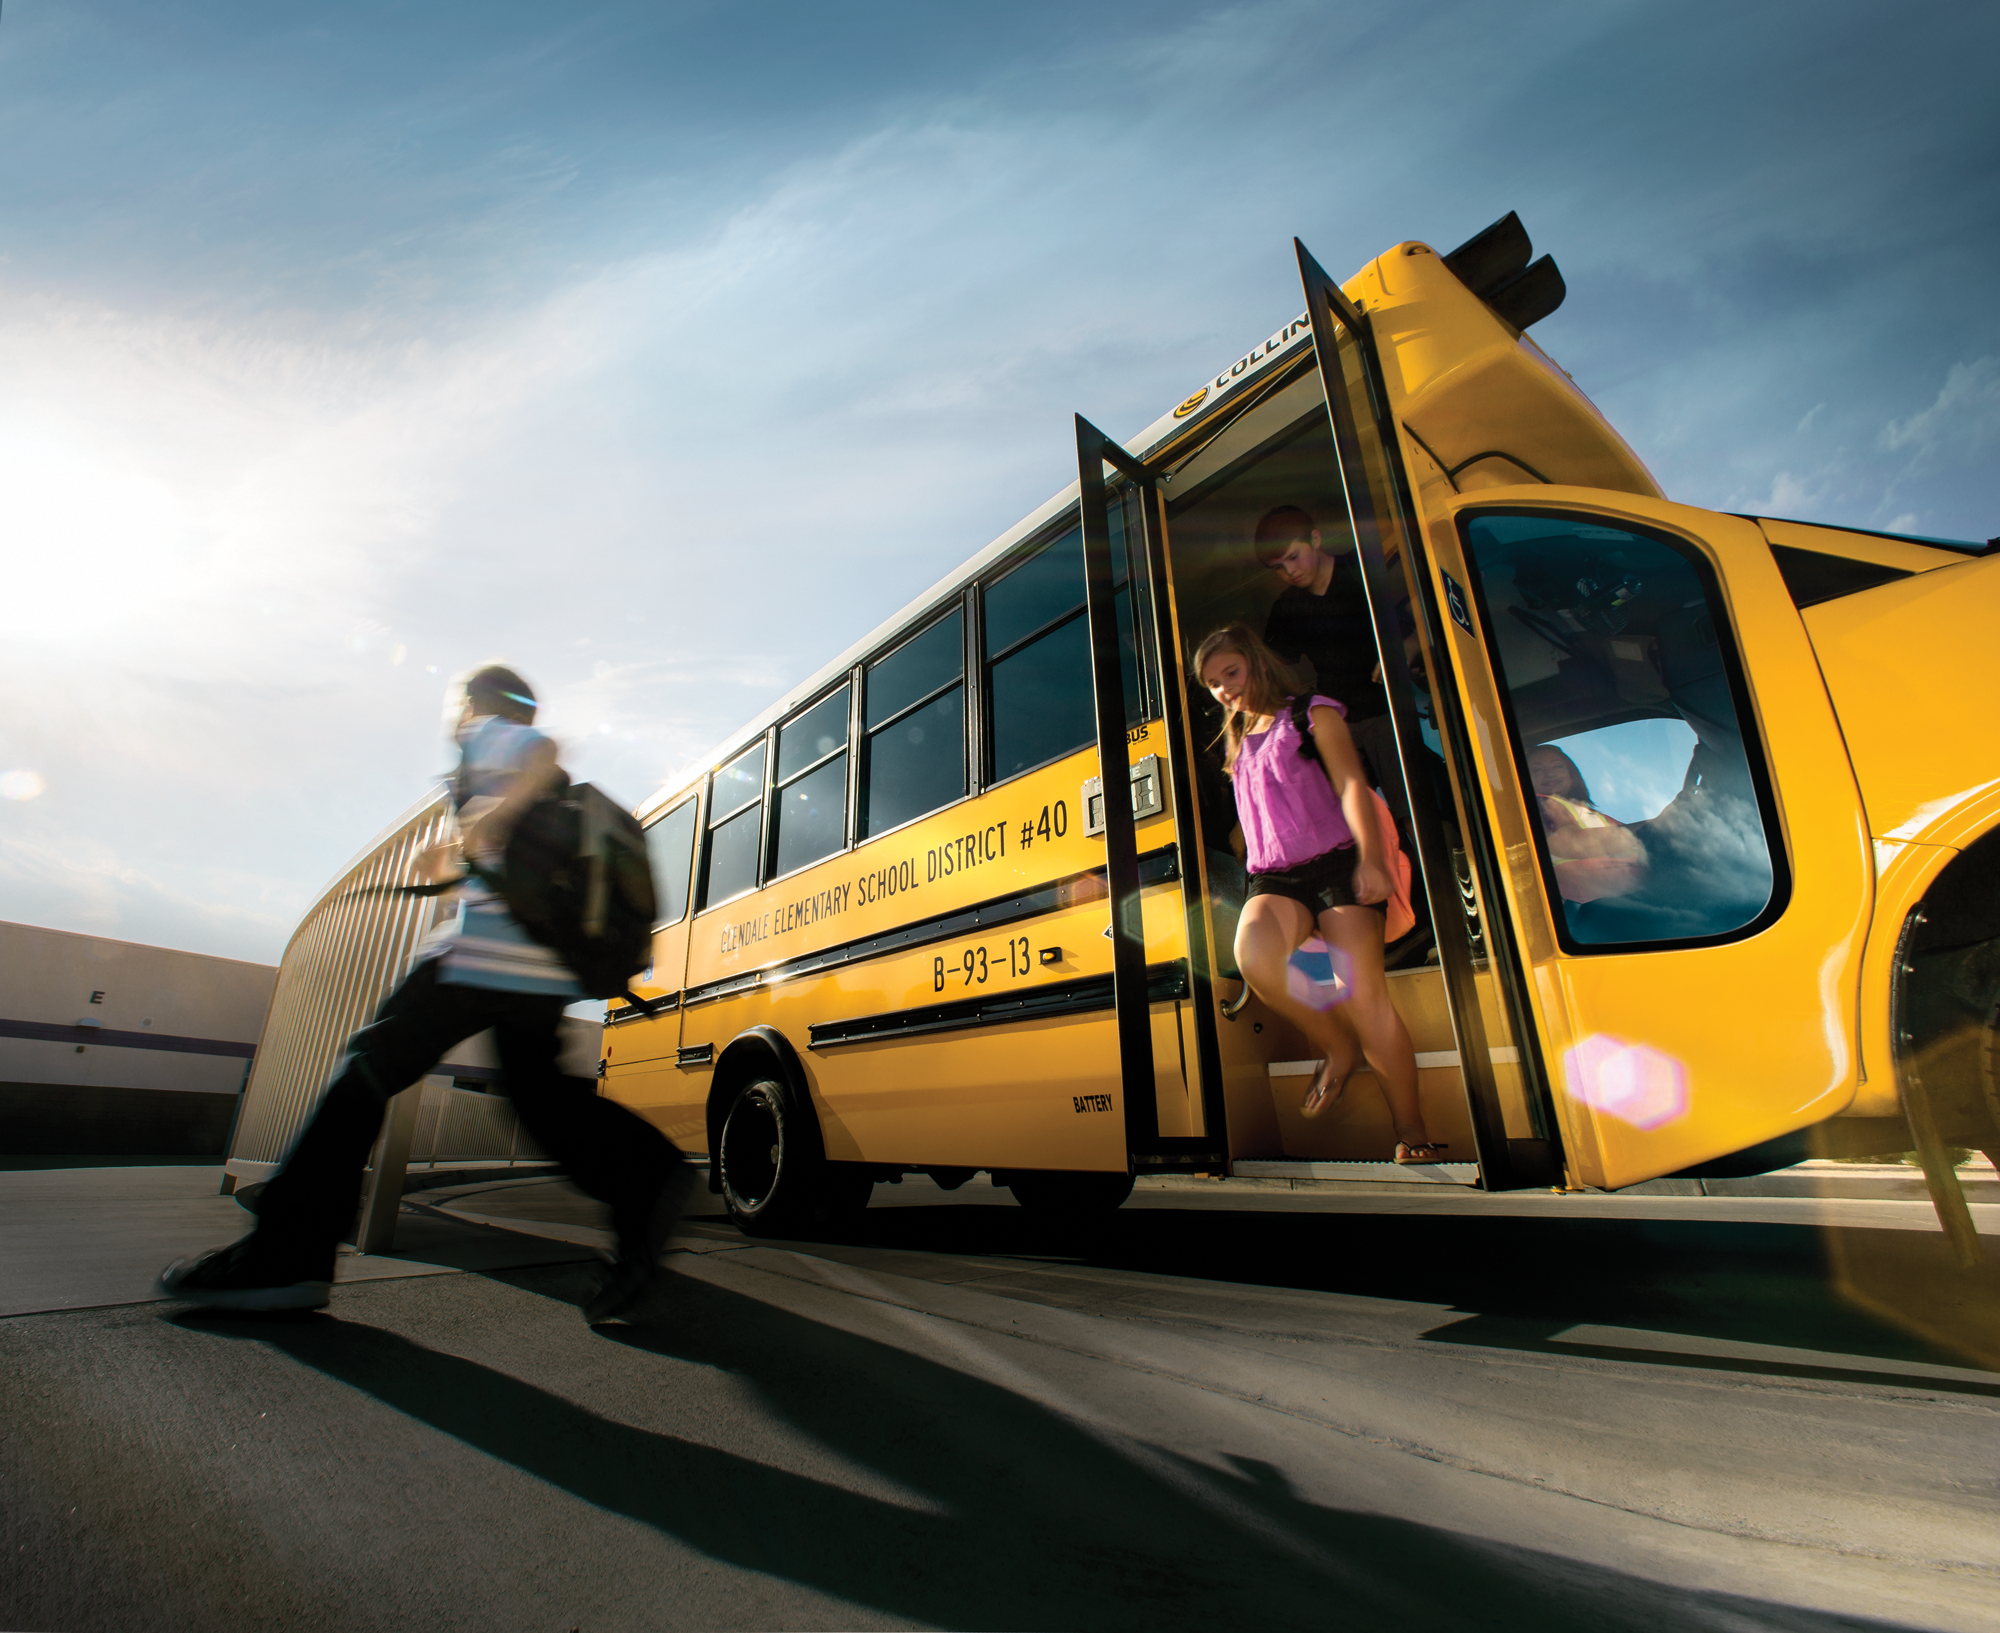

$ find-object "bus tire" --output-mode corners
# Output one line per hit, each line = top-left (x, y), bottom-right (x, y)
(717, 1077), (870, 1235)
(1980, 994), (2000, 1161)
(1005, 1170), (1134, 1218)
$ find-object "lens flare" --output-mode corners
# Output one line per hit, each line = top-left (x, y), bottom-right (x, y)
(1562, 1034), (1689, 1129)
(0, 770), (47, 801)
(1286, 937), (1353, 1010)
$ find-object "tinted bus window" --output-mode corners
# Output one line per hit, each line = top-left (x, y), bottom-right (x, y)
(984, 527), (1086, 655)
(709, 741), (765, 825)
(985, 528), (1093, 781)
(990, 611), (1093, 780)
(866, 613), (962, 729)
(701, 741), (766, 909)
(983, 517), (1157, 783)
(863, 614), (965, 837)
(643, 798), (699, 929)
(773, 685), (850, 877)
(777, 687), (849, 783)
(1462, 512), (1779, 948)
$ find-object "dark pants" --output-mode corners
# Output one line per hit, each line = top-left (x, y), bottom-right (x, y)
(251, 959), (679, 1279)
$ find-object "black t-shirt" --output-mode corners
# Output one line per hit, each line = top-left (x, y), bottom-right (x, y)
(1263, 566), (1389, 723)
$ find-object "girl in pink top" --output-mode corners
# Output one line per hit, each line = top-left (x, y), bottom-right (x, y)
(1194, 623), (1438, 1163)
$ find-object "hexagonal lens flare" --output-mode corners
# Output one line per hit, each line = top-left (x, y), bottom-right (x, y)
(1562, 1034), (1689, 1129)
(1286, 937), (1353, 1010)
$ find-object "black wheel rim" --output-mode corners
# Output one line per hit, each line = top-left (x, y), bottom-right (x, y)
(721, 1084), (784, 1214)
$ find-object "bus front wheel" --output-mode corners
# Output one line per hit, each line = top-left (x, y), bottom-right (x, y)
(1005, 1170), (1134, 1218)
(717, 1077), (870, 1235)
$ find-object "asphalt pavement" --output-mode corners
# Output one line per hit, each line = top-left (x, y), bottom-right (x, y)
(3, 1164), (1997, 1632)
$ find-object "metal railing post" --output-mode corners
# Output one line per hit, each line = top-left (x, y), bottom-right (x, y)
(353, 1082), (423, 1254)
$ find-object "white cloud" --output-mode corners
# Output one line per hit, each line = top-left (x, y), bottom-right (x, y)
(0, 826), (295, 961)
(1882, 355), (2000, 465)
(1761, 470), (1822, 514)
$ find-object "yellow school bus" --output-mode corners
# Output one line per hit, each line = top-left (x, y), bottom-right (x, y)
(602, 212), (2000, 1262)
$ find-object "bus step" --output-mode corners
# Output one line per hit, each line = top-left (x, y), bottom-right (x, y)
(1229, 1159), (1479, 1187)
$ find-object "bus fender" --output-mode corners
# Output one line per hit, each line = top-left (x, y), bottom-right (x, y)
(705, 1025), (823, 1191)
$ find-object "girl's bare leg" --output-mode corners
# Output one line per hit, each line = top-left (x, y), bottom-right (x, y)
(1234, 896), (1357, 1108)
(1318, 904), (1431, 1152)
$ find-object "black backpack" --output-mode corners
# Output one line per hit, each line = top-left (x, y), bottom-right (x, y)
(376, 773), (660, 1005)
(464, 777), (657, 1001)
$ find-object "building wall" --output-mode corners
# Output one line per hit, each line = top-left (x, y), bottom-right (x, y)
(0, 921), (278, 1155)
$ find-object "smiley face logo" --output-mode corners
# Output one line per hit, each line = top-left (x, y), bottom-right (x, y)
(1172, 386), (1209, 419)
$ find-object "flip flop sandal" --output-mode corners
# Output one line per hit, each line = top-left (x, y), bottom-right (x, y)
(1394, 1141), (1448, 1165)
(1301, 1060), (1347, 1118)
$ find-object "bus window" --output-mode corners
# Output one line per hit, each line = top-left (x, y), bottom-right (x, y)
(862, 612), (965, 838)
(983, 509), (1157, 786)
(700, 740), (767, 909)
(1462, 511), (1780, 948)
(984, 526), (1095, 781)
(643, 797), (699, 928)
(772, 685), (851, 878)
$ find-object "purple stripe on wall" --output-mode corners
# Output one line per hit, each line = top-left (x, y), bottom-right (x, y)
(0, 1018), (256, 1059)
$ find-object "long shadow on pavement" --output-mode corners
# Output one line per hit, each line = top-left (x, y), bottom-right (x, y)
(177, 1267), (1923, 1633)
(781, 1201), (2000, 1379)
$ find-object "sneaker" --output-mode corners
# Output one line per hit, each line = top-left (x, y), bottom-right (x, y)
(157, 1237), (331, 1312)
(583, 1257), (659, 1324)
(584, 1160), (698, 1324)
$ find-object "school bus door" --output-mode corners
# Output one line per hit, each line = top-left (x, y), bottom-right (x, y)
(1295, 241), (1565, 1191)
(1424, 492), (1874, 1187)
(1073, 417), (1230, 1174)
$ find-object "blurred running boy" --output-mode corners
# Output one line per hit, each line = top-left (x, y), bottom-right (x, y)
(160, 664), (690, 1323)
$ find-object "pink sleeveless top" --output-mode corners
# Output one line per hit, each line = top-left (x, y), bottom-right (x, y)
(1233, 695), (1354, 873)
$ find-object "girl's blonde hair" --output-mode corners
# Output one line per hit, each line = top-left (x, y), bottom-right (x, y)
(1191, 622), (1304, 773)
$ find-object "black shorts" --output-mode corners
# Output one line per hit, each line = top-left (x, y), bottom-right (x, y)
(1246, 846), (1385, 917)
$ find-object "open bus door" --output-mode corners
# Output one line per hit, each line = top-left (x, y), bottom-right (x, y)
(1073, 257), (1566, 1192)
(1074, 419), (1230, 1175)
(1291, 242), (1564, 1191)
(1418, 488), (1876, 1191)
(1074, 273), (1560, 1190)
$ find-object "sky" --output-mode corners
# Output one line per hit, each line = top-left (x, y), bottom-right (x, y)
(0, 0), (1995, 967)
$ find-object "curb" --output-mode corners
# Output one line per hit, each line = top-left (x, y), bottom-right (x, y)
(1138, 1160), (1999, 1203)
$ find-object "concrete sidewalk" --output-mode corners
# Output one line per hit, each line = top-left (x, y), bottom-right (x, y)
(4, 1156), (1993, 1324)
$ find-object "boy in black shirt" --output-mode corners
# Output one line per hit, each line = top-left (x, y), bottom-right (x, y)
(1256, 506), (1408, 836)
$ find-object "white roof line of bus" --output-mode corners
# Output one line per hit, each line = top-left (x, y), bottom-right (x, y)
(631, 315), (1318, 823)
